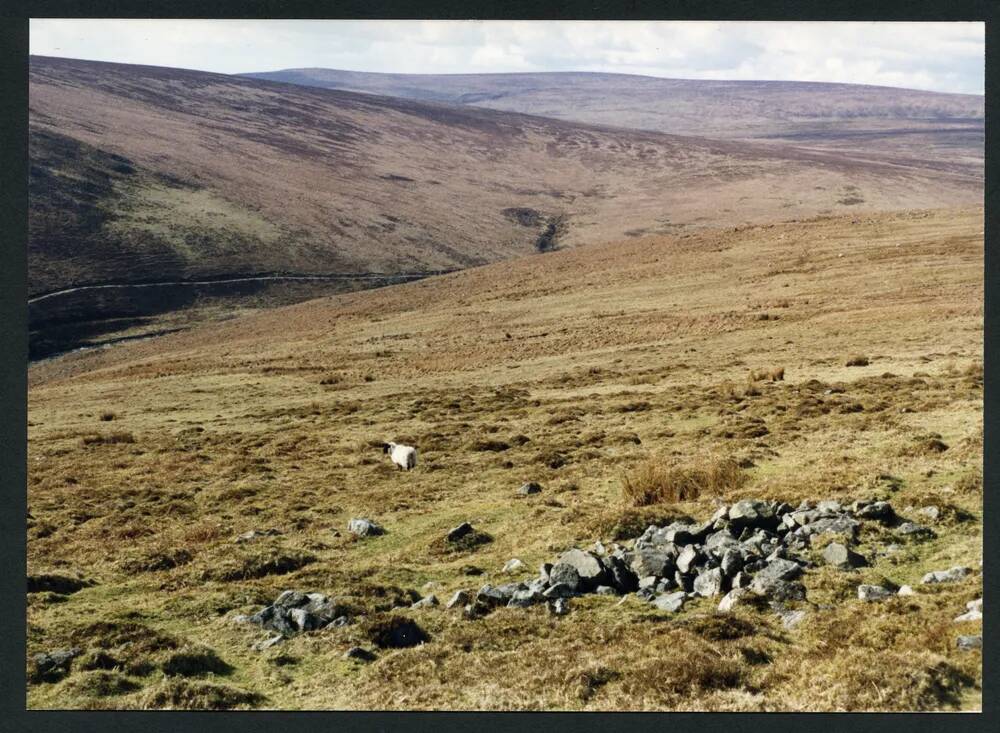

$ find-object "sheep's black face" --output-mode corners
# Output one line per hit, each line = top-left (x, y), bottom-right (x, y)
(381, 443), (390, 454)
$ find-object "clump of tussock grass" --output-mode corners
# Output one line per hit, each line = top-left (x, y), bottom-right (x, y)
(27, 573), (94, 595)
(680, 613), (761, 641)
(161, 645), (233, 677)
(621, 637), (744, 701)
(749, 367), (785, 382)
(118, 548), (193, 574)
(536, 450), (568, 469)
(779, 650), (973, 711)
(65, 670), (140, 698)
(845, 355), (870, 367)
(80, 431), (135, 446)
(622, 455), (747, 506)
(468, 439), (510, 452)
(78, 650), (123, 671)
(572, 666), (621, 701)
(954, 467), (982, 494)
(362, 615), (429, 649)
(199, 548), (316, 582)
(587, 506), (694, 540)
(134, 678), (263, 710)
(429, 528), (493, 557)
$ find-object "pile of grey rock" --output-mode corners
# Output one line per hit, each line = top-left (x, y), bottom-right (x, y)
(461, 498), (934, 618)
(235, 590), (352, 648)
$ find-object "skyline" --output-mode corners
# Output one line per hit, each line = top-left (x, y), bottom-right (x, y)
(29, 20), (985, 95)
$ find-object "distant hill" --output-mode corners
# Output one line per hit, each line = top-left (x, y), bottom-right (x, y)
(31, 57), (981, 298)
(241, 68), (984, 168)
(29, 56), (982, 357)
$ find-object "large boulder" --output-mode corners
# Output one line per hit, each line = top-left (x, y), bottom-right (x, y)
(652, 591), (687, 612)
(348, 518), (385, 537)
(552, 549), (608, 591)
(629, 547), (674, 579)
(607, 554), (640, 593)
(854, 501), (895, 523)
(822, 542), (867, 569)
(728, 500), (778, 532)
(548, 564), (583, 593)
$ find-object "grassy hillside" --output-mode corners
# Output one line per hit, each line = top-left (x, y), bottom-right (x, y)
(28, 206), (983, 710)
(243, 69), (984, 171)
(31, 57), (981, 297)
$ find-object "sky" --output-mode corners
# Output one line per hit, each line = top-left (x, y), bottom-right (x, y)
(29, 20), (985, 95)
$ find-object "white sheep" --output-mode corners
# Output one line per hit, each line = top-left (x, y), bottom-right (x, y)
(382, 441), (417, 470)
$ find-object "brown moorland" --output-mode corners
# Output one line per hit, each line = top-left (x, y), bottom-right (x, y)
(244, 68), (984, 172)
(31, 58), (982, 297)
(28, 206), (983, 711)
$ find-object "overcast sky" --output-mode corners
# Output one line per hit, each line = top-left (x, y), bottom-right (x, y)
(30, 20), (984, 95)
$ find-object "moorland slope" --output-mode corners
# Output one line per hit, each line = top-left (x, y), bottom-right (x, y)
(27, 206), (983, 711)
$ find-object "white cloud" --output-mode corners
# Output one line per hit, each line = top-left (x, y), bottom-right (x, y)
(29, 19), (984, 94)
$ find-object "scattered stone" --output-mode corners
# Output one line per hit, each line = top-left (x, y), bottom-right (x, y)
(606, 554), (639, 593)
(549, 598), (569, 616)
(918, 506), (940, 522)
(675, 545), (700, 574)
(552, 549), (607, 591)
(542, 583), (577, 599)
(31, 648), (81, 682)
(728, 500), (777, 532)
(247, 590), (350, 636)
(921, 566), (971, 584)
(234, 528), (282, 544)
(777, 609), (807, 629)
(895, 522), (935, 540)
(630, 547), (674, 578)
(720, 548), (744, 577)
(595, 585), (618, 596)
(693, 567), (724, 597)
(858, 584), (893, 602)
(897, 585), (915, 596)
(503, 558), (526, 573)
(954, 598), (982, 622)
(652, 591), (686, 612)
(822, 542), (867, 569)
(956, 635), (982, 651)
(508, 589), (545, 607)
(411, 594), (439, 609)
(343, 646), (377, 662)
(348, 518), (384, 537)
(731, 571), (751, 589)
(446, 522), (473, 542)
(446, 590), (470, 609)
(252, 635), (284, 652)
(518, 482), (543, 496)
(718, 588), (752, 612)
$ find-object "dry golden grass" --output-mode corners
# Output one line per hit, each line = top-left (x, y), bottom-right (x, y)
(26, 207), (983, 710)
(623, 455), (746, 506)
